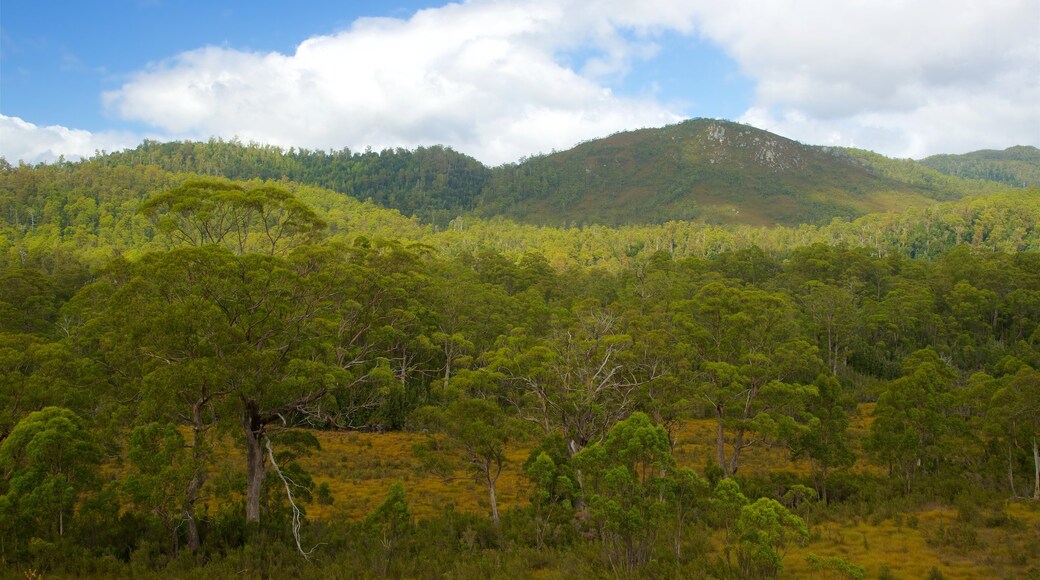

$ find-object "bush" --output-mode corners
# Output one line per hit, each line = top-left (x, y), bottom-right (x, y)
(928, 521), (978, 549)
(315, 482), (334, 505)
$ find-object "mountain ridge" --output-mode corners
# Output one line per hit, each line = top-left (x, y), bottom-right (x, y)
(473, 119), (1015, 227)
(23, 119), (1031, 229)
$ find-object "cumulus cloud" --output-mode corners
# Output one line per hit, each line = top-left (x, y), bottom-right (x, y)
(690, 0), (1040, 156)
(0, 115), (141, 165)
(5, 0), (1038, 165)
(100, 1), (686, 165)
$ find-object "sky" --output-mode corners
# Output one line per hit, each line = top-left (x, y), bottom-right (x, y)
(1, 0), (1038, 166)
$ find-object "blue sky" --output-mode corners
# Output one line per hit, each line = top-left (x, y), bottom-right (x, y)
(2, 0), (1038, 165)
(2, 1), (448, 132)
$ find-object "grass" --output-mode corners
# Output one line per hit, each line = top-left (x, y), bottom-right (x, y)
(784, 503), (1040, 579)
(199, 406), (1040, 578)
(300, 431), (532, 521)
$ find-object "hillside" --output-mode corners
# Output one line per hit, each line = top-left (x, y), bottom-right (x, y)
(474, 119), (1012, 227)
(3, 159), (1037, 273)
(479, 120), (915, 226)
(65, 119), (1029, 229)
(920, 145), (1040, 187)
(96, 140), (491, 226)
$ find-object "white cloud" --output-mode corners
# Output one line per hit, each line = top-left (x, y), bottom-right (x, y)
(100, 1), (685, 165)
(7, 1), (1039, 165)
(0, 115), (140, 165)
(690, 0), (1040, 156)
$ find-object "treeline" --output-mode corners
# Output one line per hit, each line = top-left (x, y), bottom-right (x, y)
(0, 178), (1037, 577)
(921, 145), (1040, 188)
(94, 139), (491, 225)
(3, 158), (1038, 275)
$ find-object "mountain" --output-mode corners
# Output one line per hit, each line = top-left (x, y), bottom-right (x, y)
(67, 119), (1028, 228)
(474, 119), (1013, 227)
(919, 145), (1040, 188)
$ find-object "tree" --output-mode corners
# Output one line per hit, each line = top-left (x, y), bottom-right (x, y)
(735, 498), (808, 579)
(139, 178), (325, 255)
(123, 422), (194, 557)
(79, 244), (373, 530)
(710, 477), (748, 542)
(364, 481), (412, 575)
(415, 398), (514, 527)
(991, 365), (1040, 500)
(667, 467), (709, 562)
(0, 407), (101, 541)
(493, 302), (660, 458)
(0, 334), (83, 444)
(791, 375), (855, 503)
(799, 282), (860, 375)
(867, 348), (962, 494)
(523, 437), (577, 550)
(573, 412), (674, 574)
(685, 282), (820, 476)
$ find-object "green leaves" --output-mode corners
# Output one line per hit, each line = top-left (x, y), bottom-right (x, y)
(139, 178), (325, 255)
(572, 413), (686, 572)
(736, 497), (808, 579)
(0, 407), (101, 540)
(868, 348), (966, 494)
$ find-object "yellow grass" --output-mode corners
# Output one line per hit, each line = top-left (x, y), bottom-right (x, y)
(299, 430), (533, 521)
(297, 416), (814, 523)
(783, 503), (1040, 579)
(201, 407), (1040, 577)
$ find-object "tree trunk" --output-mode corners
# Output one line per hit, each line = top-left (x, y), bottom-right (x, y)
(488, 477), (500, 527)
(674, 511), (683, 561)
(243, 404), (266, 523)
(1033, 436), (1039, 501)
(184, 400), (208, 553)
(728, 428), (745, 477)
(1007, 443), (1018, 499)
(184, 468), (204, 552)
(820, 464), (830, 505)
(716, 406), (727, 474)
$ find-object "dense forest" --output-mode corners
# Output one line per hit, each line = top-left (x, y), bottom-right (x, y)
(82, 120), (1033, 229)
(0, 147), (1039, 578)
(921, 146), (1040, 189)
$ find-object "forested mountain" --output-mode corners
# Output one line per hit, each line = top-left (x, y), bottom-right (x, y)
(475, 119), (992, 227)
(75, 119), (1032, 228)
(97, 140), (491, 226)
(920, 145), (1040, 187)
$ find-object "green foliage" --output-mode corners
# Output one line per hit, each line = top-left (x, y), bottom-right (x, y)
(792, 375), (856, 502)
(805, 552), (866, 580)
(868, 348), (968, 495)
(688, 281), (821, 476)
(478, 119), (993, 228)
(139, 178), (326, 255)
(0, 407), (101, 544)
(573, 412), (676, 573)
(414, 398), (516, 525)
(711, 478), (749, 539)
(0, 147), (1038, 576)
(100, 139), (491, 226)
(122, 422), (193, 557)
(735, 497), (808, 579)
(921, 145), (1040, 187)
(364, 480), (412, 574)
(315, 483), (334, 506)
